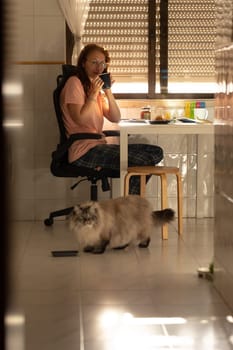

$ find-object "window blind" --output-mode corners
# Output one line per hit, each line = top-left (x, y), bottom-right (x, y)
(82, 0), (149, 90)
(81, 0), (216, 96)
(167, 0), (216, 93)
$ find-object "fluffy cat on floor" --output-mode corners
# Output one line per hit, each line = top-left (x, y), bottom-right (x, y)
(69, 195), (175, 254)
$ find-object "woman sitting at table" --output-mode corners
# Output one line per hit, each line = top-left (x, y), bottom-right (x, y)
(60, 43), (164, 194)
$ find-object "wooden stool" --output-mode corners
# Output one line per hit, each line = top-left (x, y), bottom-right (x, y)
(124, 166), (183, 240)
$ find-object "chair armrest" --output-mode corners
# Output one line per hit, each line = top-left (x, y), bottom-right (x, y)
(69, 132), (102, 143)
(103, 130), (120, 137)
(52, 131), (120, 162)
(52, 132), (103, 162)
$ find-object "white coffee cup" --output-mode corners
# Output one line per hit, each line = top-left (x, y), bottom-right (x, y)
(194, 108), (208, 121)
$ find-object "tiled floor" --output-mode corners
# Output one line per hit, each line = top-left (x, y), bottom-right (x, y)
(6, 218), (233, 350)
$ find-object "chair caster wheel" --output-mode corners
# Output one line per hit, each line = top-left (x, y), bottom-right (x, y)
(44, 218), (54, 226)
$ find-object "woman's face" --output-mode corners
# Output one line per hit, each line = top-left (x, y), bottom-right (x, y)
(83, 50), (107, 79)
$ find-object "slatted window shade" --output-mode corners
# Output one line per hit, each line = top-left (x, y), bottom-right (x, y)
(81, 0), (216, 97)
(82, 0), (148, 93)
(167, 0), (216, 93)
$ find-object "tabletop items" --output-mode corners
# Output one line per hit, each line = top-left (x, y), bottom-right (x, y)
(137, 101), (210, 123)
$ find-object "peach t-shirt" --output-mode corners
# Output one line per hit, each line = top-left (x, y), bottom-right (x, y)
(60, 76), (107, 163)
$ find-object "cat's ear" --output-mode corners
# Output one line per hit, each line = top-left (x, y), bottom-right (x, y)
(87, 201), (98, 215)
(73, 205), (81, 215)
(92, 202), (99, 212)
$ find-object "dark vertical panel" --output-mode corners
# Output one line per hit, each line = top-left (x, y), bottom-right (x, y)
(148, 0), (156, 97)
(66, 23), (74, 64)
(160, 0), (168, 93)
(0, 0), (7, 348)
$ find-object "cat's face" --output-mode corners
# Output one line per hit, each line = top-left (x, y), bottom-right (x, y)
(70, 201), (99, 227)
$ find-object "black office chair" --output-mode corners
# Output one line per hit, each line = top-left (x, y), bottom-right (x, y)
(44, 64), (120, 226)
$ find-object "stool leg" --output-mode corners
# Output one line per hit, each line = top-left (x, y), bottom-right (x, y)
(124, 173), (131, 196)
(160, 174), (168, 240)
(176, 173), (183, 235)
(140, 175), (146, 197)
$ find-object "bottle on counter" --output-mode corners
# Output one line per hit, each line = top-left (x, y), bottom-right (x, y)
(190, 102), (196, 119)
(184, 101), (191, 117)
(140, 106), (151, 120)
(184, 101), (196, 119)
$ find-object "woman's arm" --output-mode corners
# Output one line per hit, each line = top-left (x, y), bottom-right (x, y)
(67, 76), (103, 125)
(67, 97), (98, 126)
(66, 75), (120, 125)
(103, 88), (121, 123)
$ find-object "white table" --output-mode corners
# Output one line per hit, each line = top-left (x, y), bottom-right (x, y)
(115, 120), (214, 218)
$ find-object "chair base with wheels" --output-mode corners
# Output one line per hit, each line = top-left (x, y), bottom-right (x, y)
(44, 207), (73, 226)
(44, 167), (119, 226)
(124, 166), (183, 240)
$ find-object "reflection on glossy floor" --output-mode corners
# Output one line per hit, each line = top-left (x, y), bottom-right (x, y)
(7, 218), (233, 350)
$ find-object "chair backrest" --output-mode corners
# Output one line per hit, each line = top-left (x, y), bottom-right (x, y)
(51, 64), (86, 177)
(53, 65), (78, 144)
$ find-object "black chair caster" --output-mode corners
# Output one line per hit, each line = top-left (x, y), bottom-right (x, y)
(44, 217), (54, 226)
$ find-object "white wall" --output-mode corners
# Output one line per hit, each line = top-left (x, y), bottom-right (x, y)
(8, 0), (66, 220)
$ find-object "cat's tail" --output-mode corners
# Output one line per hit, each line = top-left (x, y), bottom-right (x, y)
(152, 208), (175, 226)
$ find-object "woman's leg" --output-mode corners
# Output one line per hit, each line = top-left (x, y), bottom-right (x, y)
(127, 144), (163, 194)
(71, 144), (120, 170)
(128, 144), (163, 167)
(72, 144), (163, 194)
